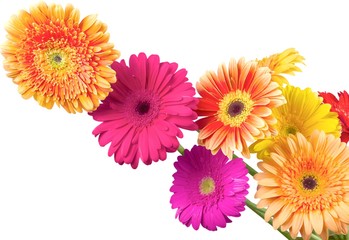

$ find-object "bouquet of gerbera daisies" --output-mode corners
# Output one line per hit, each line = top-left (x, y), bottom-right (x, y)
(1, 2), (349, 240)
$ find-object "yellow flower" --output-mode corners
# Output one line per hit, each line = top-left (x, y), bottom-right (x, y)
(1, 2), (120, 113)
(254, 131), (349, 240)
(250, 85), (341, 158)
(257, 48), (305, 85)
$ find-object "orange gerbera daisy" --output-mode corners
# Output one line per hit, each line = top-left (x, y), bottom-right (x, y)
(257, 48), (305, 85)
(254, 131), (349, 240)
(1, 2), (120, 113)
(196, 58), (286, 158)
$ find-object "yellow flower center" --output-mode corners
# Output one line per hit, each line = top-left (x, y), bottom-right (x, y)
(199, 177), (215, 195)
(281, 125), (299, 136)
(48, 51), (67, 69)
(32, 46), (80, 88)
(218, 90), (254, 127)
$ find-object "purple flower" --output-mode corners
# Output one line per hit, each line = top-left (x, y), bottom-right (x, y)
(170, 145), (249, 231)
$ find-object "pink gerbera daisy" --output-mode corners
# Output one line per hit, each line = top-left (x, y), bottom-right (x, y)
(90, 53), (198, 168)
(170, 145), (249, 231)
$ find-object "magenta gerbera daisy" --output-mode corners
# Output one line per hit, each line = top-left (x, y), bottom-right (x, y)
(170, 145), (249, 231)
(90, 53), (198, 168)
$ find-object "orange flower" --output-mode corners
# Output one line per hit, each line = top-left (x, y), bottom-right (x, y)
(254, 131), (349, 240)
(1, 2), (120, 113)
(196, 58), (286, 158)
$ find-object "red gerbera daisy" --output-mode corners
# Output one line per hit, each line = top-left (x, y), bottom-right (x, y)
(319, 91), (349, 142)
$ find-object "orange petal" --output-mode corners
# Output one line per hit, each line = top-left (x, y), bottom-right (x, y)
(79, 14), (97, 32)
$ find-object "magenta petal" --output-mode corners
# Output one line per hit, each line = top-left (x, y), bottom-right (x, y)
(138, 128), (149, 163)
(169, 145), (249, 231)
(90, 53), (197, 168)
(97, 131), (114, 147)
(120, 127), (135, 157)
(202, 206), (217, 231)
(129, 53), (146, 89)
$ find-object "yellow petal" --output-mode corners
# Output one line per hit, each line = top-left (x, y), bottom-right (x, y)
(79, 94), (94, 111)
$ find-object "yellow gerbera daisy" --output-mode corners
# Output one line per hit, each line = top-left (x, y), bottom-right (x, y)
(257, 48), (305, 85)
(254, 131), (349, 240)
(1, 2), (120, 113)
(250, 85), (341, 158)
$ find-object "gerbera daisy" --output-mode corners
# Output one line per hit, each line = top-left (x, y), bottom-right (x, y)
(250, 85), (341, 159)
(90, 53), (198, 168)
(196, 58), (286, 158)
(254, 131), (349, 240)
(319, 90), (349, 143)
(1, 2), (119, 113)
(170, 145), (249, 231)
(257, 48), (305, 85)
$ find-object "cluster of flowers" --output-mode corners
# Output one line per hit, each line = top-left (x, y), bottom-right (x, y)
(2, 2), (349, 240)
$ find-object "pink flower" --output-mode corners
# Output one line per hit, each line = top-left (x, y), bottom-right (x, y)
(90, 53), (198, 168)
(170, 145), (249, 231)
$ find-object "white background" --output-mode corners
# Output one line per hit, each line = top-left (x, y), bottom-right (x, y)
(0, 0), (348, 239)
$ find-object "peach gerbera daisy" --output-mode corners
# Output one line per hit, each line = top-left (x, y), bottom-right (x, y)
(1, 2), (120, 113)
(196, 58), (286, 158)
(257, 48), (305, 85)
(254, 131), (349, 240)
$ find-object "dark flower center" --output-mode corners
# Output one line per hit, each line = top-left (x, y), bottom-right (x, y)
(53, 55), (62, 63)
(302, 176), (317, 190)
(286, 126), (297, 135)
(136, 101), (150, 115)
(228, 101), (244, 117)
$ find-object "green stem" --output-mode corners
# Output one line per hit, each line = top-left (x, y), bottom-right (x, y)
(245, 162), (258, 176)
(331, 235), (340, 240)
(310, 234), (322, 240)
(232, 154), (258, 176)
(177, 144), (185, 155)
(246, 199), (294, 240)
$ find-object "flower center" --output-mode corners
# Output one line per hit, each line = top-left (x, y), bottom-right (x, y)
(228, 101), (244, 117)
(53, 55), (62, 63)
(135, 101), (150, 115)
(218, 90), (254, 127)
(125, 91), (161, 128)
(46, 50), (70, 70)
(284, 125), (298, 135)
(301, 175), (318, 191)
(199, 177), (215, 195)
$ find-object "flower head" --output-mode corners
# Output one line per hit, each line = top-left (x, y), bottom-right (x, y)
(196, 58), (286, 158)
(170, 145), (249, 231)
(254, 131), (349, 240)
(1, 2), (120, 113)
(250, 85), (341, 158)
(319, 91), (349, 143)
(257, 48), (305, 85)
(90, 53), (198, 168)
